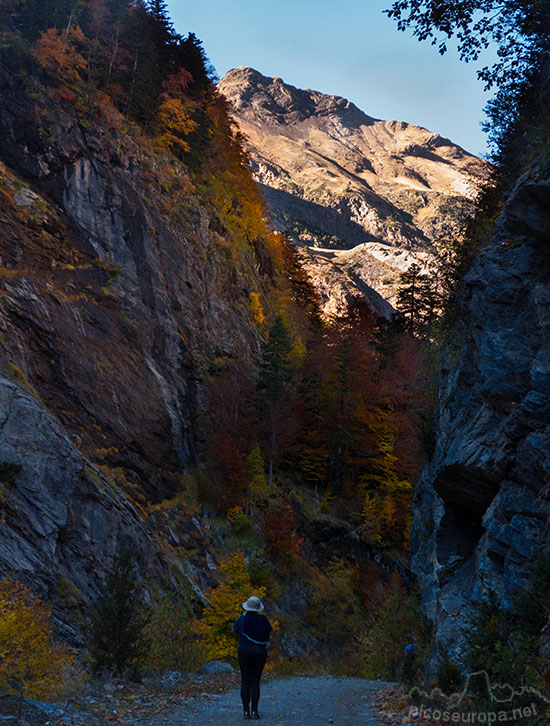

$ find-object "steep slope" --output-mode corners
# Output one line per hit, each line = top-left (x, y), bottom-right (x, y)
(218, 67), (489, 315)
(0, 52), (271, 631)
(411, 171), (550, 670)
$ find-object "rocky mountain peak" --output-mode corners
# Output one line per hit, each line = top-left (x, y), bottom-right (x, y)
(221, 66), (376, 128)
(219, 68), (490, 316)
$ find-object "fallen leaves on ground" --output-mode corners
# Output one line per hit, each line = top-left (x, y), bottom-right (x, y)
(48, 671), (241, 725)
(372, 684), (440, 725)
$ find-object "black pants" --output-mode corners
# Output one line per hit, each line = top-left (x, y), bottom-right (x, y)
(238, 649), (267, 713)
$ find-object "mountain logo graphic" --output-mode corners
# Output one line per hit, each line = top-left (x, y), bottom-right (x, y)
(408, 670), (550, 708)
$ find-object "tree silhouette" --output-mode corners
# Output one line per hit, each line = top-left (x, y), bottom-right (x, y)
(91, 543), (148, 678)
(258, 315), (293, 486)
(395, 263), (438, 337)
(385, 0), (550, 159)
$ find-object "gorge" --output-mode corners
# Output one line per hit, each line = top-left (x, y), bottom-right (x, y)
(0, 0), (549, 707)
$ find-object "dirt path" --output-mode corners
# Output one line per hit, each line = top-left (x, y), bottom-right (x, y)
(136, 676), (394, 725)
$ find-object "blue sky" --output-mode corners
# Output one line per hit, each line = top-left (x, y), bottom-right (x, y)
(166, 0), (494, 157)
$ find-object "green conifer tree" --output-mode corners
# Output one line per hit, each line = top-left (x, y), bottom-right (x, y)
(90, 543), (149, 678)
(395, 263), (438, 337)
(258, 315), (293, 486)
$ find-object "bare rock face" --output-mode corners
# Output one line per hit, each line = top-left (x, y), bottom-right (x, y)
(411, 171), (550, 671)
(219, 67), (489, 315)
(0, 377), (163, 642)
(0, 55), (261, 502)
(0, 54), (260, 625)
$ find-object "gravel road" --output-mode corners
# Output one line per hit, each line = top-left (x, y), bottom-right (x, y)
(138, 676), (394, 725)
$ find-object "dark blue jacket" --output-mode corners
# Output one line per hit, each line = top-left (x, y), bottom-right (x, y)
(232, 611), (273, 654)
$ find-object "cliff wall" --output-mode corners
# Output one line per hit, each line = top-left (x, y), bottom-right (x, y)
(0, 53), (267, 628)
(411, 171), (550, 669)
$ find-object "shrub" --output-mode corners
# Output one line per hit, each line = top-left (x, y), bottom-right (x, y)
(356, 574), (425, 681)
(143, 588), (202, 674)
(0, 579), (77, 710)
(227, 505), (250, 533)
(436, 658), (465, 695)
(464, 555), (550, 724)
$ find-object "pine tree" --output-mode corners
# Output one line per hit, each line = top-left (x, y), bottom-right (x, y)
(395, 263), (438, 337)
(258, 315), (293, 401)
(90, 543), (149, 678)
(147, 0), (173, 30)
(177, 32), (212, 92)
(146, 0), (175, 71)
(258, 316), (293, 486)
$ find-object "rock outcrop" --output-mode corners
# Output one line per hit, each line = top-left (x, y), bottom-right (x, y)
(0, 55), (261, 502)
(0, 54), (264, 625)
(0, 377), (163, 641)
(410, 170), (550, 670)
(219, 67), (489, 316)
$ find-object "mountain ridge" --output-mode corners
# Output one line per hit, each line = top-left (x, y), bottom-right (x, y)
(219, 67), (490, 315)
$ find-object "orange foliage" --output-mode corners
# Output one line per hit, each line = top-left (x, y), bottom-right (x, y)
(157, 97), (198, 154)
(201, 363), (258, 512)
(155, 70), (198, 156)
(204, 92), (268, 249)
(32, 27), (87, 86)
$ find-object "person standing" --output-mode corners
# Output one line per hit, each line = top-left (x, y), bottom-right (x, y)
(232, 596), (273, 720)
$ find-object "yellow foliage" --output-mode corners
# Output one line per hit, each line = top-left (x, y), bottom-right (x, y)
(0, 579), (77, 699)
(157, 97), (198, 155)
(289, 334), (307, 367)
(362, 491), (383, 545)
(195, 551), (266, 661)
(249, 292), (265, 328)
(247, 444), (269, 502)
(227, 505), (249, 532)
(308, 558), (363, 646)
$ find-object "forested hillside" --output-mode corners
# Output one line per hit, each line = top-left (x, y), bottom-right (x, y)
(0, 0), (432, 691)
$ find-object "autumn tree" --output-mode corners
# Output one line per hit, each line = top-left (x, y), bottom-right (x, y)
(31, 25), (87, 89)
(196, 550), (267, 661)
(156, 68), (198, 156)
(0, 579), (76, 714)
(262, 499), (304, 574)
(247, 444), (270, 507)
(308, 558), (363, 649)
(202, 362), (257, 512)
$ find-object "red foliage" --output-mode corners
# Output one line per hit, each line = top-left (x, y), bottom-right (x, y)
(262, 497), (304, 573)
(201, 363), (258, 512)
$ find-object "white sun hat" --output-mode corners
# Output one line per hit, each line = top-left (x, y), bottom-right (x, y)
(242, 596), (264, 612)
